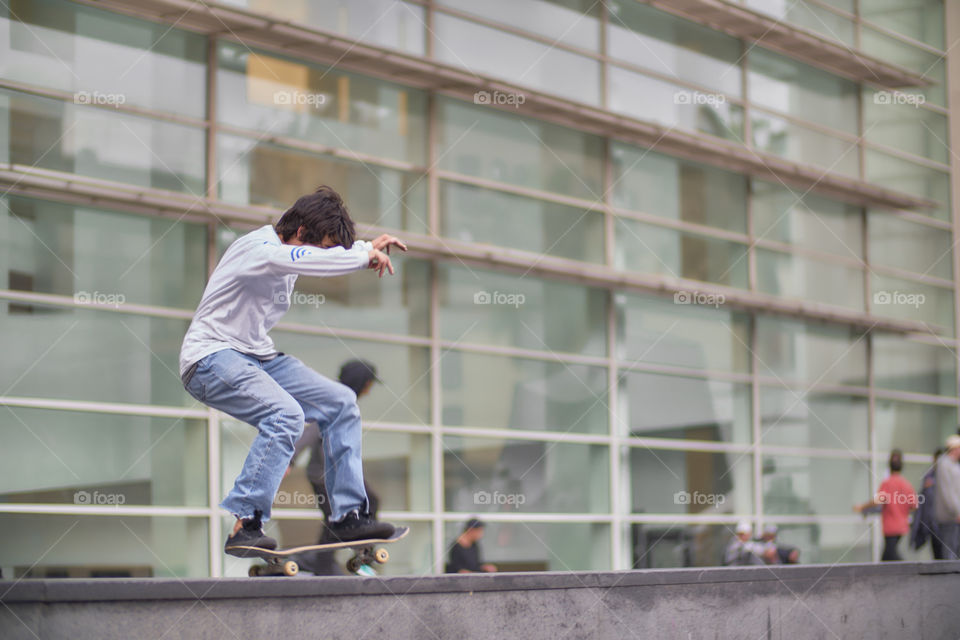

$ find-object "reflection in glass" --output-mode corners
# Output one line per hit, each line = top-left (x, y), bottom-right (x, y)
(0, 514), (208, 578)
(620, 371), (751, 444)
(1, 408), (206, 506)
(763, 454), (870, 516)
(444, 435), (609, 512)
(756, 248), (865, 311)
(873, 336), (956, 397)
(438, 264), (607, 357)
(444, 521), (610, 571)
(629, 448), (753, 515)
(755, 317), (867, 386)
(874, 400), (956, 455)
(868, 212), (952, 280)
(759, 388), (868, 451)
(441, 351), (608, 434)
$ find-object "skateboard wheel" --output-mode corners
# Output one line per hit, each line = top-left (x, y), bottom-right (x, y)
(248, 565), (261, 577)
(283, 561), (299, 577)
(346, 557), (362, 573)
(374, 548), (389, 564)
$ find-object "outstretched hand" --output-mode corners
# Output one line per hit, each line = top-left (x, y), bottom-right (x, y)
(368, 249), (394, 277)
(371, 234), (407, 254)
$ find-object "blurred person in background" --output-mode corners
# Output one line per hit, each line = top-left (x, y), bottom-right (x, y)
(724, 521), (772, 566)
(911, 448), (945, 560)
(447, 518), (497, 573)
(854, 449), (917, 561)
(934, 435), (960, 560)
(757, 524), (799, 565)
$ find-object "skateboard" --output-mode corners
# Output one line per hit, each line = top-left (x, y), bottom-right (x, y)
(237, 526), (409, 577)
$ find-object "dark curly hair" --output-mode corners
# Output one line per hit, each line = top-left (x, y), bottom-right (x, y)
(275, 186), (356, 247)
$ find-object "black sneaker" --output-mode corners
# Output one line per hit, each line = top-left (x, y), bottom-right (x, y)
(224, 510), (278, 557)
(326, 510), (395, 543)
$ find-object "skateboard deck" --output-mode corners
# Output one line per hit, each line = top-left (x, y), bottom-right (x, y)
(237, 526), (409, 577)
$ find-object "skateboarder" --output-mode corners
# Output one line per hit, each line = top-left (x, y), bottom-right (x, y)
(180, 186), (405, 556)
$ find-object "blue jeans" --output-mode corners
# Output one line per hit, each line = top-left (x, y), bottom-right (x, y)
(184, 349), (368, 522)
(938, 522), (960, 560)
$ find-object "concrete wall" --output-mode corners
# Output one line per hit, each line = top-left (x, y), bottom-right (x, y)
(2, 561), (959, 639)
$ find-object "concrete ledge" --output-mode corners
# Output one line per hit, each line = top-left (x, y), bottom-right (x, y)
(3, 562), (960, 639)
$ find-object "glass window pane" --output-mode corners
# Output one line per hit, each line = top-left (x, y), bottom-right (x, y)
(433, 13), (601, 106)
(219, 0), (426, 55)
(628, 522), (731, 568)
(629, 448), (753, 515)
(762, 454), (870, 516)
(607, 2), (742, 96)
(438, 0), (600, 51)
(755, 317), (867, 386)
(444, 435), (609, 513)
(441, 351), (608, 434)
(865, 149), (950, 221)
(873, 336), (956, 396)
(440, 181), (605, 263)
(617, 293), (752, 374)
(615, 218), (750, 289)
(620, 372), (751, 444)
(756, 249), (865, 311)
(0, 514), (209, 578)
(860, 0), (944, 49)
(860, 27), (946, 107)
(271, 335), (431, 425)
(1, 89), (205, 192)
(444, 521), (610, 571)
(612, 144), (748, 233)
(217, 134), (428, 234)
(748, 48), (858, 132)
(3, 195), (207, 309)
(0, 302), (190, 406)
(217, 42), (426, 165)
(608, 66), (744, 140)
(874, 400), (956, 455)
(763, 519), (872, 564)
(752, 181), (863, 258)
(869, 213), (952, 280)
(751, 112), (859, 178)
(863, 91), (948, 165)
(759, 388), (869, 451)
(2, 408), (206, 506)
(745, 0), (855, 44)
(871, 274), (954, 336)
(0, 0), (206, 118)
(438, 264), (607, 357)
(438, 98), (604, 201)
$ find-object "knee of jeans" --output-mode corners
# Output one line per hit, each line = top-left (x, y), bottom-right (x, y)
(272, 404), (305, 436)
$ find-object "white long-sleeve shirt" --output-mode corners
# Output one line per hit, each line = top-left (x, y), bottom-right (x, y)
(179, 225), (372, 378)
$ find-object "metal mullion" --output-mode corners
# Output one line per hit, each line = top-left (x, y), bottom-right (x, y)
(439, 340), (609, 368)
(0, 396), (208, 420)
(441, 425), (612, 447)
(751, 314), (763, 534)
(429, 261), (444, 573)
(611, 206), (751, 245)
(616, 361), (753, 385)
(436, 170), (605, 212)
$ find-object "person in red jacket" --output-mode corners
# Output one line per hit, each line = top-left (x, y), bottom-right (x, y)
(855, 449), (918, 561)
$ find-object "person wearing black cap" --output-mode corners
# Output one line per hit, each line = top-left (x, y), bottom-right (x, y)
(289, 359), (382, 574)
(447, 518), (497, 574)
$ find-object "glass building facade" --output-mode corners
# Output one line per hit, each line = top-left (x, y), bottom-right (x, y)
(1, 0), (957, 577)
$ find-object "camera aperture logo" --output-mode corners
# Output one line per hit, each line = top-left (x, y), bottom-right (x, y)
(674, 91), (726, 107)
(674, 290), (725, 308)
(74, 490), (125, 505)
(273, 290), (325, 308)
(674, 490), (725, 506)
(474, 490), (525, 509)
(474, 290), (525, 308)
(873, 290), (925, 309)
(74, 290), (126, 308)
(473, 90), (526, 109)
